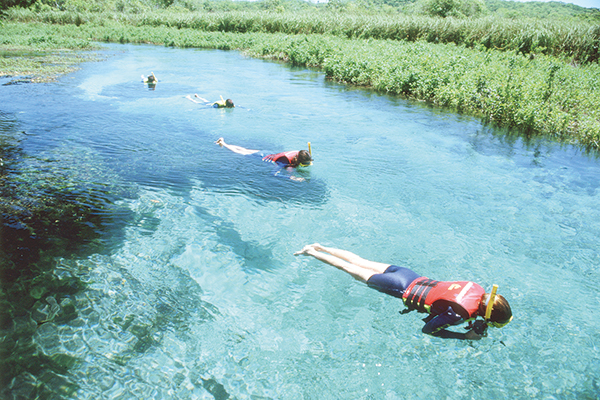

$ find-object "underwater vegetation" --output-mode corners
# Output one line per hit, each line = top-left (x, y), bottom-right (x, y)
(0, 107), (230, 397)
(0, 111), (133, 398)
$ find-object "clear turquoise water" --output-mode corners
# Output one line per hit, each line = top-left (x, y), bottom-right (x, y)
(2, 43), (600, 399)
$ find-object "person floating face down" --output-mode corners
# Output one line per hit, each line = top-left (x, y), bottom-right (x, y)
(187, 94), (234, 108)
(295, 244), (513, 340)
(142, 72), (157, 84)
(215, 138), (312, 182)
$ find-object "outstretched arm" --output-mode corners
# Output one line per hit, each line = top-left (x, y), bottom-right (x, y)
(215, 138), (260, 155)
(294, 245), (375, 282)
(422, 308), (484, 340)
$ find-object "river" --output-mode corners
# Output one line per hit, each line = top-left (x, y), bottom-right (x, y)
(1, 43), (599, 399)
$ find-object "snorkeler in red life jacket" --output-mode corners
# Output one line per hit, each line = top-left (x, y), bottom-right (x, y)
(262, 150), (313, 167)
(295, 244), (513, 340)
(214, 138), (313, 181)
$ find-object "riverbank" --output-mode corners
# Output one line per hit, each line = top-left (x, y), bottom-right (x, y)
(1, 12), (599, 150)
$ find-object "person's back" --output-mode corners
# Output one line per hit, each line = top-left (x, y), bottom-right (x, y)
(213, 98), (234, 108)
(263, 150), (312, 167)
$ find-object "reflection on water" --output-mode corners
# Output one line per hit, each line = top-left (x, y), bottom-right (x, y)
(1, 43), (600, 399)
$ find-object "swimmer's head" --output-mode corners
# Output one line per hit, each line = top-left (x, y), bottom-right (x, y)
(297, 150), (313, 167)
(479, 293), (512, 328)
(225, 99), (234, 108)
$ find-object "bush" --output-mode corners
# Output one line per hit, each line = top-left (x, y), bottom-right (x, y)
(419, 0), (488, 18)
(1, 0), (36, 10)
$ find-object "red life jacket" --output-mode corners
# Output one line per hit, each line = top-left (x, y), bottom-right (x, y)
(402, 277), (485, 319)
(262, 151), (299, 166)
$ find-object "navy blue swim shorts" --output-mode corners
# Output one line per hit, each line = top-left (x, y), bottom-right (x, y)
(367, 265), (421, 299)
(251, 151), (267, 160)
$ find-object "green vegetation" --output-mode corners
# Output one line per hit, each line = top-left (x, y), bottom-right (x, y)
(0, 18), (99, 81)
(485, 0), (600, 22)
(5, 8), (600, 63)
(0, 48), (98, 82)
(3, 0), (600, 19)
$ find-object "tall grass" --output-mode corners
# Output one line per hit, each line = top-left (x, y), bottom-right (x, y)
(6, 8), (600, 64)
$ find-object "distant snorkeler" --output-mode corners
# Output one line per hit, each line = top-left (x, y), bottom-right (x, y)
(187, 94), (234, 108)
(295, 244), (513, 340)
(142, 72), (157, 84)
(215, 137), (313, 182)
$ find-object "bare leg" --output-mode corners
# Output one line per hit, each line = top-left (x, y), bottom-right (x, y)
(215, 138), (260, 155)
(294, 245), (376, 282)
(194, 94), (210, 102)
(310, 243), (390, 274)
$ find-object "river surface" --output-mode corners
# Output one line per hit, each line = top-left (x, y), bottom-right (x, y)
(1, 43), (599, 399)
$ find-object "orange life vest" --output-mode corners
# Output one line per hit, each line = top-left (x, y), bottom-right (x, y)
(402, 277), (485, 319)
(262, 151), (299, 166)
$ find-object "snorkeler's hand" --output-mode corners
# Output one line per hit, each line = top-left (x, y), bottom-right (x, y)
(472, 320), (488, 335)
(290, 176), (305, 182)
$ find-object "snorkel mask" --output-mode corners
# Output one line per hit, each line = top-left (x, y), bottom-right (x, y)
(298, 142), (313, 167)
(484, 284), (513, 328)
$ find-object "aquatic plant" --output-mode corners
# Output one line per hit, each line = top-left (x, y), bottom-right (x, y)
(0, 22), (99, 82)
(0, 113), (134, 398)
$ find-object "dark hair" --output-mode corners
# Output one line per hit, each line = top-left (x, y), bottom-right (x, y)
(225, 99), (234, 108)
(297, 150), (312, 165)
(479, 293), (512, 324)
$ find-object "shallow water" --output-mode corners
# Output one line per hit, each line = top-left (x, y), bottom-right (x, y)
(1, 43), (599, 399)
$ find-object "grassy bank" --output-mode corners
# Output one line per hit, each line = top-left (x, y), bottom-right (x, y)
(0, 21), (98, 82)
(1, 14), (599, 150)
(7, 8), (600, 64)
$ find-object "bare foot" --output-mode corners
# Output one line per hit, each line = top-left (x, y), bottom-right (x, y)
(294, 245), (315, 256)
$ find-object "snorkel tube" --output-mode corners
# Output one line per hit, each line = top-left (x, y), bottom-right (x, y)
(142, 72), (157, 84)
(466, 284), (500, 335)
(308, 142), (312, 157)
(485, 284), (498, 321)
